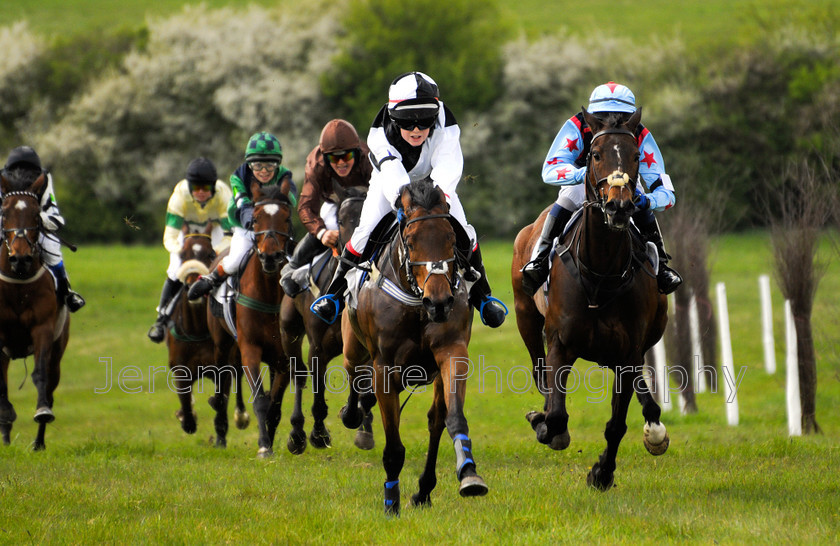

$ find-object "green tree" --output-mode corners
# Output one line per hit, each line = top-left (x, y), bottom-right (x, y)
(322, 0), (510, 130)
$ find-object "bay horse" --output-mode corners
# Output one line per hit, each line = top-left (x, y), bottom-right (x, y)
(204, 182), (299, 458)
(511, 108), (670, 490)
(340, 178), (487, 515)
(279, 185), (373, 451)
(0, 173), (70, 450)
(166, 223), (247, 447)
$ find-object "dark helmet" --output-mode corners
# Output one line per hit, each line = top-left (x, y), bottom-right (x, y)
(244, 132), (283, 162)
(387, 72), (440, 123)
(319, 119), (362, 155)
(186, 157), (217, 197)
(4, 146), (42, 171)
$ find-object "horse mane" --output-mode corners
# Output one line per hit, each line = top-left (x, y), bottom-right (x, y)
(2, 166), (42, 192)
(405, 178), (445, 212)
(255, 184), (292, 204)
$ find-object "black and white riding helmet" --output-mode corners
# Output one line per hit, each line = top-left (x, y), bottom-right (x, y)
(387, 72), (441, 123)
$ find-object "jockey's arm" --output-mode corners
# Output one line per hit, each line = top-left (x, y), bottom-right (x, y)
(542, 119), (586, 186)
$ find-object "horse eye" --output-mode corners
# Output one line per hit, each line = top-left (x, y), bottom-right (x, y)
(592, 152), (601, 161)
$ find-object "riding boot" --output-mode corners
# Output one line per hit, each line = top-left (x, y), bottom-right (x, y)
(148, 278), (183, 343)
(520, 205), (573, 297)
(187, 265), (227, 300)
(280, 233), (326, 296)
(466, 244), (507, 328)
(49, 262), (86, 312)
(310, 247), (361, 324)
(636, 215), (683, 294)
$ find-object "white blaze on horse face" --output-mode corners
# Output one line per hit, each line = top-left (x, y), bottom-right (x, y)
(262, 204), (280, 216)
(15, 200), (28, 211)
(613, 144), (623, 171)
(191, 243), (203, 255)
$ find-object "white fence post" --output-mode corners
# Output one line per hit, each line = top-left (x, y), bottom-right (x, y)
(688, 291), (706, 393)
(785, 300), (802, 436)
(759, 274), (777, 374)
(716, 282), (739, 426)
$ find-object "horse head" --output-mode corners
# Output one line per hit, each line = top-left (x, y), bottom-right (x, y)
(177, 223), (216, 303)
(398, 179), (457, 323)
(250, 181), (292, 274)
(0, 173), (47, 277)
(336, 186), (367, 250)
(582, 107), (642, 231)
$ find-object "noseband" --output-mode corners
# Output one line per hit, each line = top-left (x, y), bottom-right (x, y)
(399, 213), (458, 298)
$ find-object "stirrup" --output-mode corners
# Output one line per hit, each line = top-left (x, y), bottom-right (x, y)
(478, 296), (508, 327)
(310, 294), (342, 325)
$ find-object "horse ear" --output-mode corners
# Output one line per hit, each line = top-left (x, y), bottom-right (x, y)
(582, 107), (603, 133)
(626, 107), (642, 132)
(250, 180), (263, 201)
(203, 222), (214, 235)
(30, 173), (47, 198)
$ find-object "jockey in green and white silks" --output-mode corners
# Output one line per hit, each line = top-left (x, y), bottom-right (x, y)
(148, 157), (233, 342)
(310, 72), (507, 328)
(520, 82), (683, 297)
(0, 146), (85, 312)
(187, 131), (297, 300)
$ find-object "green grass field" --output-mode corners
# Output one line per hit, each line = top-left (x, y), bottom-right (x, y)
(0, 234), (838, 543)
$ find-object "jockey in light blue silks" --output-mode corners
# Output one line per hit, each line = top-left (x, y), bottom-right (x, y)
(520, 81), (683, 297)
(310, 71), (507, 327)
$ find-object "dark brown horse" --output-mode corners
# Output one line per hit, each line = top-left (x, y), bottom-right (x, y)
(166, 224), (247, 446)
(279, 186), (372, 450)
(340, 178), (487, 515)
(205, 182), (299, 458)
(511, 108), (670, 490)
(0, 173), (70, 450)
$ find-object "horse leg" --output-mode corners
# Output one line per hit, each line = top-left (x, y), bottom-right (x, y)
(439, 346), (488, 498)
(587, 367), (635, 491)
(513, 278), (549, 401)
(208, 365), (232, 448)
(634, 364), (670, 455)
(240, 345), (274, 457)
(286, 358), (308, 455)
(0, 354), (16, 442)
(411, 376), (446, 507)
(174, 374), (197, 435)
(232, 351), (250, 429)
(532, 340), (573, 450)
(354, 391), (377, 450)
(308, 348), (331, 449)
(31, 333), (57, 451)
(376, 371), (404, 516)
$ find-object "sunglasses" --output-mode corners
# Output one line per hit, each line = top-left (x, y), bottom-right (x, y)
(325, 150), (356, 164)
(392, 116), (436, 131)
(191, 183), (212, 192)
(249, 161), (279, 172)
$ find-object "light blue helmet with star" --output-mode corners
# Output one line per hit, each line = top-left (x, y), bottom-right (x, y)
(587, 82), (637, 114)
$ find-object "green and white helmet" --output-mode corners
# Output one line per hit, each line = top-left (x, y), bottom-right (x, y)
(245, 132), (283, 162)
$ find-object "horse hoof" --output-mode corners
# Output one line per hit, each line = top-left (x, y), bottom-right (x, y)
(0, 403), (16, 425)
(410, 493), (431, 507)
(548, 430), (571, 451)
(1, 423), (11, 445)
(287, 431), (307, 455)
(643, 423), (670, 456)
(32, 441), (46, 452)
(459, 475), (489, 498)
(586, 463), (615, 491)
(309, 427), (332, 449)
(234, 409), (250, 430)
(215, 437), (227, 448)
(257, 447), (273, 459)
(526, 411), (545, 429)
(33, 407), (54, 424)
(354, 430), (375, 450)
(339, 404), (363, 429)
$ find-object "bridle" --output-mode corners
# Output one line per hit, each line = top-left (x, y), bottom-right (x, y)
(252, 199), (293, 258)
(398, 212), (458, 298)
(1, 191), (42, 257)
(584, 128), (639, 222)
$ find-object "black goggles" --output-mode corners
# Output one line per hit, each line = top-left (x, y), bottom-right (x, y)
(392, 116), (436, 131)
